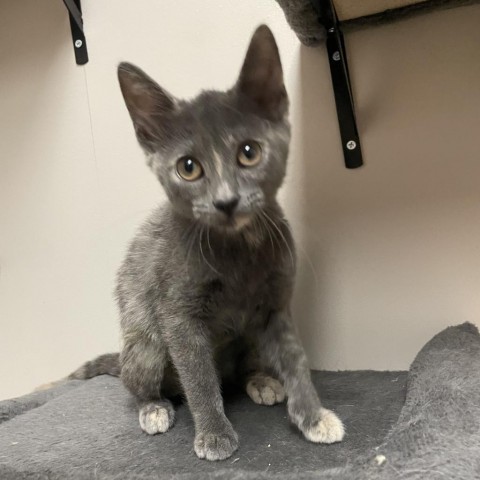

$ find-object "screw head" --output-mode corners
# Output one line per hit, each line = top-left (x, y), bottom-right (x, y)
(75, 39), (83, 48)
(346, 140), (357, 150)
(332, 51), (340, 61)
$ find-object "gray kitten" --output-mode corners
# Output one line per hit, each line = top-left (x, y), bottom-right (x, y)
(72, 25), (344, 461)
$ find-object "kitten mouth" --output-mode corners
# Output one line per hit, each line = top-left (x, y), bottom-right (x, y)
(233, 214), (252, 231)
(219, 213), (252, 233)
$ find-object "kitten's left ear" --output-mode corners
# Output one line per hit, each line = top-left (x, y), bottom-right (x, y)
(235, 25), (288, 121)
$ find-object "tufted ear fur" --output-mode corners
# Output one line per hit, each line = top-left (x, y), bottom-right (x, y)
(235, 25), (288, 121)
(118, 62), (176, 152)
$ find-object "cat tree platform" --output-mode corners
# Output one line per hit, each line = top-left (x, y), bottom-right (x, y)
(1, 323), (479, 479)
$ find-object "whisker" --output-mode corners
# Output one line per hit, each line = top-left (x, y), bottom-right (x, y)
(295, 240), (319, 289)
(260, 210), (281, 256)
(185, 221), (200, 271)
(248, 213), (261, 248)
(206, 225), (214, 256)
(258, 211), (275, 253)
(199, 226), (221, 275)
(261, 210), (295, 268)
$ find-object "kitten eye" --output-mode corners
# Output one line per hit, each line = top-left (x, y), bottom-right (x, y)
(237, 141), (262, 167)
(176, 157), (203, 181)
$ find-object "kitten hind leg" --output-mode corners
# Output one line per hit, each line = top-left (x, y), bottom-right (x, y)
(246, 372), (285, 406)
(139, 400), (175, 435)
(120, 338), (178, 434)
(240, 347), (285, 406)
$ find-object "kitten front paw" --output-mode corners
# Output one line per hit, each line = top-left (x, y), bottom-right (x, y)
(246, 373), (285, 406)
(139, 401), (175, 435)
(300, 408), (345, 444)
(194, 428), (239, 461)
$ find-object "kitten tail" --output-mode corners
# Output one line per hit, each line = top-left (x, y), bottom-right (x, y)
(68, 352), (121, 380)
(34, 353), (121, 392)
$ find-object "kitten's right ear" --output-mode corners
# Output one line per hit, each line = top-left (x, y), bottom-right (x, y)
(118, 62), (176, 152)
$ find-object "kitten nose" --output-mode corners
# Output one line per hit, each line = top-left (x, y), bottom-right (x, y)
(213, 195), (240, 216)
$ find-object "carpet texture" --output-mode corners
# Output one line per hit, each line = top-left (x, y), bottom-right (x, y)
(0, 323), (479, 479)
(274, 0), (480, 45)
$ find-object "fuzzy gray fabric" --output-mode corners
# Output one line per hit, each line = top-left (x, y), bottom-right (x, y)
(274, 0), (480, 45)
(1, 323), (479, 479)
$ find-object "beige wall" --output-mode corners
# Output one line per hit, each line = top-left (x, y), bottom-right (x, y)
(1, 0), (479, 400)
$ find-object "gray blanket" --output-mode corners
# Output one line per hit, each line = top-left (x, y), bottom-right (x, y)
(0, 323), (479, 479)
(274, 0), (480, 45)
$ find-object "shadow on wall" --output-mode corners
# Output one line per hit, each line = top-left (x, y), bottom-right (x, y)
(289, 44), (340, 365)
(288, 4), (480, 369)
(1, 1), (77, 181)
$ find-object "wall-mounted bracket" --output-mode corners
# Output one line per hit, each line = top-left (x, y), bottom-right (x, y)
(63, 0), (88, 65)
(311, 0), (363, 169)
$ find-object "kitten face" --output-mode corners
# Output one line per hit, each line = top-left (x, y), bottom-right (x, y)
(147, 92), (290, 232)
(118, 25), (289, 233)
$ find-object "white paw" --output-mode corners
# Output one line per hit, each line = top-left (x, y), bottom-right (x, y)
(194, 430), (239, 461)
(303, 408), (345, 444)
(246, 374), (285, 406)
(139, 402), (175, 435)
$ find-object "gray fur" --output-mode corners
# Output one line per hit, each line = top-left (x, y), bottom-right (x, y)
(69, 353), (120, 380)
(111, 25), (343, 460)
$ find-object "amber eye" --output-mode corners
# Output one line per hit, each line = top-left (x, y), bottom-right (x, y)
(237, 141), (262, 167)
(176, 157), (203, 181)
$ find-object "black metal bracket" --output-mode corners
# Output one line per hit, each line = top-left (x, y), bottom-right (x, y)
(63, 0), (88, 65)
(311, 0), (363, 168)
